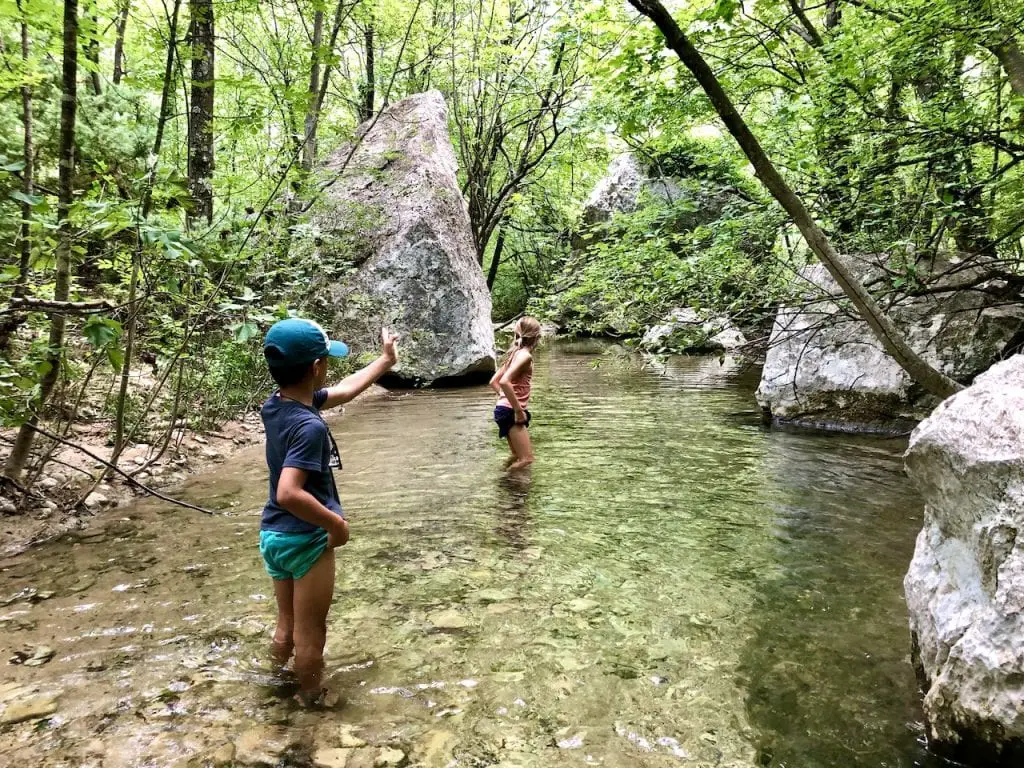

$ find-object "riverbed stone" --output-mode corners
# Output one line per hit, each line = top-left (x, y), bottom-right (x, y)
(211, 742), (235, 767)
(428, 609), (471, 630)
(903, 355), (1024, 759)
(314, 747), (354, 768)
(375, 747), (407, 766)
(311, 90), (495, 386)
(234, 725), (298, 765)
(0, 692), (59, 724)
(640, 308), (747, 354)
(756, 257), (1024, 430)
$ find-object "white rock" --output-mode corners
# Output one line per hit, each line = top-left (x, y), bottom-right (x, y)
(83, 492), (107, 510)
(756, 258), (1024, 429)
(904, 355), (1024, 752)
(640, 308), (746, 353)
(316, 91), (495, 385)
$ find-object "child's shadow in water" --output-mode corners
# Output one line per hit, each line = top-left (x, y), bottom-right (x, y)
(495, 471), (534, 551)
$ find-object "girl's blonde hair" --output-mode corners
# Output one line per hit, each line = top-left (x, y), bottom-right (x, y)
(501, 316), (542, 368)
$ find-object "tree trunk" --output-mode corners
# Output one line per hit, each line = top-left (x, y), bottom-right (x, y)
(112, 0), (129, 84)
(627, 0), (962, 400)
(486, 229), (506, 289)
(301, 8), (324, 171)
(86, 1), (101, 95)
(825, 0), (841, 30)
(989, 38), (1024, 97)
(0, 3), (34, 354)
(112, 0), (182, 462)
(5, 0), (79, 482)
(188, 0), (214, 225)
(359, 21), (375, 122)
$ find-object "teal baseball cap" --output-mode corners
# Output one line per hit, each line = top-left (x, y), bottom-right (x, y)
(263, 318), (349, 368)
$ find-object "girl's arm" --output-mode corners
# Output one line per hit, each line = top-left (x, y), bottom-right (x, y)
(498, 350), (531, 420)
(489, 347), (516, 393)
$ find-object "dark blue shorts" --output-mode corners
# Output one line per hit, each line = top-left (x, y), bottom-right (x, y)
(494, 406), (531, 438)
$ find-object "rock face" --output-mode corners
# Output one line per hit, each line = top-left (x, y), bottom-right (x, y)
(312, 90), (495, 385)
(578, 154), (735, 243)
(756, 258), (1024, 430)
(640, 308), (747, 354)
(903, 355), (1024, 761)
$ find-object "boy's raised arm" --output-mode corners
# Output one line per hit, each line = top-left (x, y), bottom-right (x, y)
(321, 329), (399, 409)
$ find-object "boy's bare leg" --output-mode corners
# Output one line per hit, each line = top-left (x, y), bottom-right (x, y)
(507, 426), (534, 470)
(271, 577), (295, 668)
(293, 547), (335, 699)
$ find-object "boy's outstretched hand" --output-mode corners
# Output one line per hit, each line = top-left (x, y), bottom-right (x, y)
(382, 328), (400, 365)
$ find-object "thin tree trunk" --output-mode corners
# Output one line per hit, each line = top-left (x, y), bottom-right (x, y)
(112, 0), (129, 84)
(989, 38), (1024, 97)
(359, 20), (375, 121)
(301, 8), (324, 171)
(86, 2), (101, 95)
(627, 0), (962, 400)
(5, 0), (79, 482)
(0, 2), (34, 353)
(486, 229), (506, 289)
(188, 0), (214, 225)
(112, 0), (182, 462)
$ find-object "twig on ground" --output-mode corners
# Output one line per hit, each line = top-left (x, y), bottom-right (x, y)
(20, 423), (216, 515)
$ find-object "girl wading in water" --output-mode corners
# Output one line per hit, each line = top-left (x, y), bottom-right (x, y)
(490, 317), (541, 470)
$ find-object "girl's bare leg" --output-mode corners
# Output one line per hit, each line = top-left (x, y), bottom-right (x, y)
(507, 425), (534, 470)
(293, 547), (336, 700)
(271, 577), (294, 668)
(504, 435), (519, 467)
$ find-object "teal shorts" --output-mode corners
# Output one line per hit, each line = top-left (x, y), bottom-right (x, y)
(259, 529), (329, 581)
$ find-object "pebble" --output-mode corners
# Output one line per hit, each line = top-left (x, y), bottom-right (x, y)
(0, 498), (15, 514)
(84, 492), (108, 510)
(567, 598), (600, 614)
(314, 747), (354, 768)
(211, 742), (236, 767)
(0, 693), (59, 724)
(234, 725), (296, 765)
(427, 609), (470, 630)
(375, 747), (407, 766)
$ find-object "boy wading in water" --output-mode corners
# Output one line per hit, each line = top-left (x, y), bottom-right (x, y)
(490, 316), (541, 470)
(259, 318), (398, 706)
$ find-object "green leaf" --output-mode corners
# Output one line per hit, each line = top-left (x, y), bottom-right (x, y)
(232, 321), (259, 343)
(82, 316), (123, 349)
(2, 160), (26, 172)
(9, 190), (44, 206)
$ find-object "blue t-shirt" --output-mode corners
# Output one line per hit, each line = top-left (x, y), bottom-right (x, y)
(260, 389), (343, 533)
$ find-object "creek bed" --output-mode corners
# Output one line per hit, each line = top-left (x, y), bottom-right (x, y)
(0, 343), (947, 767)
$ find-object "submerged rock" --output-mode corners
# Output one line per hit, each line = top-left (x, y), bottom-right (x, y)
(0, 692), (58, 724)
(904, 355), (1024, 761)
(234, 725), (298, 766)
(640, 308), (747, 354)
(312, 90), (495, 386)
(756, 258), (1024, 431)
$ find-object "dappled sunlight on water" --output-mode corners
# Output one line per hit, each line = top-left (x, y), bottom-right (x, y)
(0, 345), (950, 767)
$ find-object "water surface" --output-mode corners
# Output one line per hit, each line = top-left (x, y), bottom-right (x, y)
(0, 344), (942, 767)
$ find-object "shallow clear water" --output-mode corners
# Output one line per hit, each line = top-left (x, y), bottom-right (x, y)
(0, 343), (950, 767)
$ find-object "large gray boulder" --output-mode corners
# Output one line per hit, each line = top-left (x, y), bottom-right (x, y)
(639, 308), (747, 354)
(310, 91), (495, 385)
(756, 258), (1024, 430)
(903, 355), (1024, 761)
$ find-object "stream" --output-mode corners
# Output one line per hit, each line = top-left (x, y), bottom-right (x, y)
(0, 342), (949, 767)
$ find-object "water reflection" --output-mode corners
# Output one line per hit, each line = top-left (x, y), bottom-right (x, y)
(495, 472), (534, 551)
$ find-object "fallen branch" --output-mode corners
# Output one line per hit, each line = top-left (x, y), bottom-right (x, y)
(6, 297), (115, 315)
(19, 422), (215, 515)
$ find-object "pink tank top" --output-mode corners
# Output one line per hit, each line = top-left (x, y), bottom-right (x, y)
(497, 355), (532, 409)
